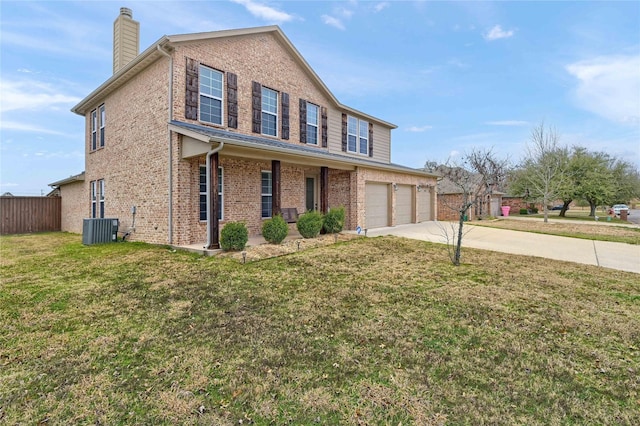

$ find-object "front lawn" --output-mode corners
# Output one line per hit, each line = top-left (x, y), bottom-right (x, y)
(471, 218), (640, 244)
(1, 233), (638, 424)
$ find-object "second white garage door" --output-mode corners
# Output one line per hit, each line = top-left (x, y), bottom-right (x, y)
(396, 184), (413, 225)
(365, 182), (389, 228)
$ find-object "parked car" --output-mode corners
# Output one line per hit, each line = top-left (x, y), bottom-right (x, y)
(551, 205), (568, 211)
(611, 204), (630, 216)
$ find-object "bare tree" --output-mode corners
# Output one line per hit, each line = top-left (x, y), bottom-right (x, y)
(429, 148), (508, 266)
(510, 123), (569, 223)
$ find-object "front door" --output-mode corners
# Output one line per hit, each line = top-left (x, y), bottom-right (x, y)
(305, 177), (316, 211)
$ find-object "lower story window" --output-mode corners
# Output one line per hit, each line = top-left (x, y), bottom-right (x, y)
(199, 165), (223, 221)
(90, 179), (105, 218)
(261, 171), (272, 218)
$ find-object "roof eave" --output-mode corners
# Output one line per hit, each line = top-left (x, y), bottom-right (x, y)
(71, 36), (171, 116)
(49, 171), (85, 188)
(168, 122), (431, 177)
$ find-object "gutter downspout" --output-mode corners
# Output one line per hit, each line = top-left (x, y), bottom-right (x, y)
(157, 44), (174, 244)
(205, 140), (225, 249)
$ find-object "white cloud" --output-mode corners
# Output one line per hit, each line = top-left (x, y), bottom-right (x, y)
(485, 120), (529, 126)
(321, 14), (345, 30)
(483, 25), (514, 41)
(566, 55), (640, 124)
(0, 79), (80, 113)
(231, 0), (294, 24)
(374, 2), (389, 13)
(0, 121), (70, 136)
(406, 125), (433, 132)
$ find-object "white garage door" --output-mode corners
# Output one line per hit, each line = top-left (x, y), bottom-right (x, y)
(365, 182), (389, 228)
(396, 185), (413, 225)
(418, 188), (432, 222)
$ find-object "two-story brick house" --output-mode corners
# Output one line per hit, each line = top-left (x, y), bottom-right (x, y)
(55, 8), (437, 248)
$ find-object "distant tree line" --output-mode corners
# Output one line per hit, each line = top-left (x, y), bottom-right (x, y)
(509, 122), (640, 220)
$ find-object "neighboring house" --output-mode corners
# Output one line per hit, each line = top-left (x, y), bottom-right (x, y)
(54, 8), (437, 248)
(436, 170), (503, 221)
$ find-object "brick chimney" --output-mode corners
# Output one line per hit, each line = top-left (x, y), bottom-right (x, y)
(113, 7), (139, 74)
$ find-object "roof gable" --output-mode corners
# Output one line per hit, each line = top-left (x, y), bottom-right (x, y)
(72, 26), (396, 128)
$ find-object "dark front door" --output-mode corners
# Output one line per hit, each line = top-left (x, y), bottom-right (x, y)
(306, 177), (316, 211)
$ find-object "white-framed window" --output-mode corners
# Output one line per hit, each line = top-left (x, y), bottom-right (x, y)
(306, 103), (319, 145)
(98, 179), (105, 218)
(90, 179), (105, 218)
(261, 171), (272, 218)
(90, 105), (106, 150)
(90, 180), (97, 218)
(99, 104), (106, 148)
(347, 116), (368, 155)
(199, 165), (223, 221)
(199, 65), (223, 125)
(261, 87), (278, 137)
(91, 109), (98, 151)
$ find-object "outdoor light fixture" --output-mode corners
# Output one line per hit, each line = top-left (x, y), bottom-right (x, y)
(417, 184), (423, 192)
(393, 183), (398, 191)
(241, 251), (247, 264)
(296, 241), (301, 251)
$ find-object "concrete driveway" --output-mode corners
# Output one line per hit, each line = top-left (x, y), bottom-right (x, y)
(362, 221), (640, 274)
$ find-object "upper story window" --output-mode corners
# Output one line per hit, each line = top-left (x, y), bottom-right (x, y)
(261, 87), (278, 137)
(90, 104), (105, 151)
(347, 116), (369, 155)
(306, 103), (319, 145)
(199, 65), (223, 125)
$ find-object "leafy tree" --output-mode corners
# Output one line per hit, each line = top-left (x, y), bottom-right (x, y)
(609, 160), (640, 205)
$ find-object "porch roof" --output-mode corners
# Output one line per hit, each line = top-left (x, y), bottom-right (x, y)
(169, 120), (436, 178)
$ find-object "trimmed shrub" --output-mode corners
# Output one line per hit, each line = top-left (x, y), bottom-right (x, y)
(297, 210), (324, 238)
(262, 215), (288, 244)
(519, 208), (528, 215)
(530, 207), (539, 214)
(220, 222), (248, 251)
(323, 206), (345, 234)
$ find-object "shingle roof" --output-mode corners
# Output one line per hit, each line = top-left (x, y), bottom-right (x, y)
(169, 120), (434, 177)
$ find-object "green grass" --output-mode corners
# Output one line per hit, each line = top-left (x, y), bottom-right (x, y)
(1, 233), (639, 425)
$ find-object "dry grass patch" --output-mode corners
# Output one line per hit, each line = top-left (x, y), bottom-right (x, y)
(472, 218), (640, 244)
(1, 232), (639, 425)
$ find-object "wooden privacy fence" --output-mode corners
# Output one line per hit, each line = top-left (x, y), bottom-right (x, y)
(0, 196), (61, 235)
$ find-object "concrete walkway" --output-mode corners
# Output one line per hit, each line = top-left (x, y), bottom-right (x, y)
(361, 221), (640, 274)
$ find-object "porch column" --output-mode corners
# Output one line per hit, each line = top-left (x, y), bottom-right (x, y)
(272, 160), (281, 216)
(320, 166), (329, 214)
(208, 152), (219, 249)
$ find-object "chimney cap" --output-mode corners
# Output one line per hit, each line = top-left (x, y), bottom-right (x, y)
(120, 7), (132, 18)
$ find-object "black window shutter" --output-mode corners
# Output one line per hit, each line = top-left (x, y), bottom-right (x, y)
(281, 92), (289, 140)
(185, 58), (199, 120)
(368, 122), (374, 157)
(299, 99), (307, 143)
(341, 113), (347, 152)
(321, 107), (328, 148)
(227, 72), (238, 129)
(251, 81), (261, 133)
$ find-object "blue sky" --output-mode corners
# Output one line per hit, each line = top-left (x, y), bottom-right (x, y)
(1, 0), (639, 195)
